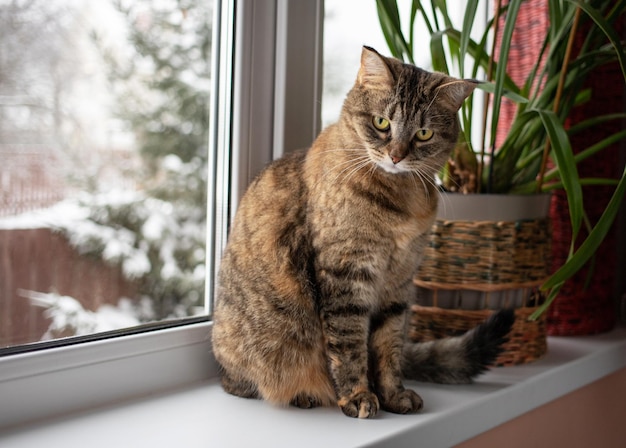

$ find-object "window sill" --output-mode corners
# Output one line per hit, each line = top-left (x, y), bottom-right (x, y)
(1, 327), (625, 448)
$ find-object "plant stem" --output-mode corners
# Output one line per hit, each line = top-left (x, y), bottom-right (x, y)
(536, 6), (582, 192)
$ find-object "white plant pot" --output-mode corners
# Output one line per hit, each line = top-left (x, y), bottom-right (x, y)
(415, 192), (552, 310)
(436, 192), (551, 222)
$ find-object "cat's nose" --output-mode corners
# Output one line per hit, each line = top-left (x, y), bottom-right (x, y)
(389, 144), (408, 164)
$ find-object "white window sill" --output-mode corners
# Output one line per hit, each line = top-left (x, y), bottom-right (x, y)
(1, 327), (625, 448)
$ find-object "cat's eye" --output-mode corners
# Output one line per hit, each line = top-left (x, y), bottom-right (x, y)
(415, 129), (434, 141)
(372, 116), (391, 131)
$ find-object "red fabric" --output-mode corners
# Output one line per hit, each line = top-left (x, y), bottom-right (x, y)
(493, 0), (549, 148)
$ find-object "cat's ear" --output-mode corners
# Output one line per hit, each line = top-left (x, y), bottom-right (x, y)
(438, 78), (479, 111)
(358, 46), (394, 89)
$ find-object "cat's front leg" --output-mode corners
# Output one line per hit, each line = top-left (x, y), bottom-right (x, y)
(369, 298), (423, 414)
(318, 294), (379, 418)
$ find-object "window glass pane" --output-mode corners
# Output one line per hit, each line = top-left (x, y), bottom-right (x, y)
(0, 0), (215, 349)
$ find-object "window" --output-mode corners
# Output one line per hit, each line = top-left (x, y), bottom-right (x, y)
(0, 0), (323, 430)
(0, 0), (216, 352)
(322, 0), (429, 127)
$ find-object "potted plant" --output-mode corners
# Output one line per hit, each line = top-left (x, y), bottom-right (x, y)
(376, 0), (626, 363)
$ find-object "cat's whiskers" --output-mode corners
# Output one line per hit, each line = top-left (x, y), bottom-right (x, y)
(327, 154), (369, 173)
(365, 161), (379, 183)
(424, 88), (443, 116)
(438, 188), (453, 216)
(336, 157), (375, 186)
(311, 148), (365, 157)
(406, 171), (422, 196)
(406, 160), (443, 203)
(322, 150), (373, 186)
(441, 171), (462, 192)
(410, 170), (432, 202)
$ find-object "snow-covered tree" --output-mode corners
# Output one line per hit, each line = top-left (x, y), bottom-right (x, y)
(100, 0), (212, 173)
(56, 0), (213, 321)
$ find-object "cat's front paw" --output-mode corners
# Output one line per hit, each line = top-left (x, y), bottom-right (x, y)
(338, 390), (380, 419)
(381, 388), (423, 414)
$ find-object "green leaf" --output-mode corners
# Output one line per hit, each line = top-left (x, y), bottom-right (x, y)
(432, 0), (452, 29)
(567, 113), (626, 135)
(408, 0), (421, 54)
(567, 0), (626, 82)
(510, 177), (619, 194)
(534, 109), (583, 240)
(476, 81), (528, 104)
(542, 178), (620, 190)
(489, 0), (523, 148)
(430, 30), (449, 74)
(541, 128), (626, 183)
(459, 0), (479, 78)
(541, 163), (626, 293)
(471, 17), (493, 79)
(572, 130), (626, 165)
(376, 0), (412, 62)
(530, 283), (562, 320)
(412, 0), (434, 35)
(441, 28), (521, 93)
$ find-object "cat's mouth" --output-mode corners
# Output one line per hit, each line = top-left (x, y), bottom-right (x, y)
(376, 157), (409, 174)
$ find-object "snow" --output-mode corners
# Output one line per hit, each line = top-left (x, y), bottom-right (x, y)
(162, 154), (184, 172)
(0, 200), (90, 230)
(1, 183), (206, 341)
(21, 290), (142, 340)
(142, 208), (170, 241)
(123, 250), (152, 279)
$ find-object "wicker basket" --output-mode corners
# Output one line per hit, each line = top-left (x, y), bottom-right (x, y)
(417, 218), (551, 289)
(411, 217), (550, 365)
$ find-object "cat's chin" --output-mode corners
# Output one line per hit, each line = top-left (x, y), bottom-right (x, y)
(376, 160), (409, 174)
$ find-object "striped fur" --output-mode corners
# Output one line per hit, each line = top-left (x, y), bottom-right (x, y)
(212, 47), (510, 419)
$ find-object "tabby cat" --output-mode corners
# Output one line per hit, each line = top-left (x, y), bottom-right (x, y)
(212, 46), (514, 419)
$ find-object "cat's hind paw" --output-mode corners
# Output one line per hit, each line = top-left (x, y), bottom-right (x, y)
(290, 393), (324, 409)
(381, 387), (423, 414)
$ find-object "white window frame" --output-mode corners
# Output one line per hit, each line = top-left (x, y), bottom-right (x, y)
(0, 0), (323, 430)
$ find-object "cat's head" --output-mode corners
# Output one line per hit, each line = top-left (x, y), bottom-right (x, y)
(341, 46), (476, 176)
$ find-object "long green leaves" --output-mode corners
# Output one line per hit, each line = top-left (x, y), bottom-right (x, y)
(459, 0), (479, 77)
(568, 0), (626, 81)
(532, 164), (626, 318)
(376, 0), (413, 63)
(535, 109), (583, 240)
(488, 0), (521, 149)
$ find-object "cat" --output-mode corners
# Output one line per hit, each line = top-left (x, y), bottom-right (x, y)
(211, 46), (514, 419)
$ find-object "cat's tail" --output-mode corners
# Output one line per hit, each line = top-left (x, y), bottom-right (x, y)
(401, 308), (515, 384)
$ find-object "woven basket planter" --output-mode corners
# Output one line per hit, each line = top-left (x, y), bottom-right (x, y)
(411, 193), (551, 366)
(408, 305), (547, 367)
